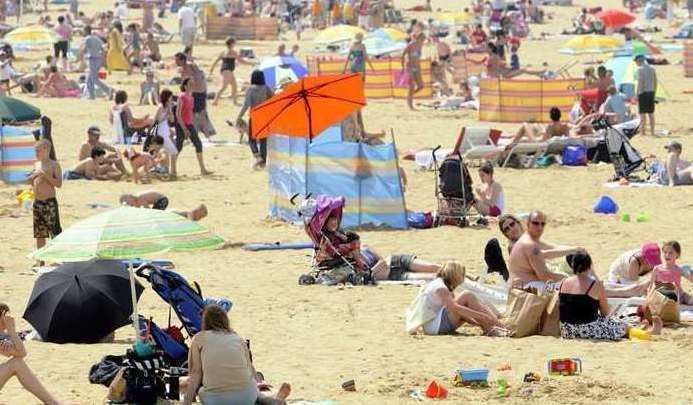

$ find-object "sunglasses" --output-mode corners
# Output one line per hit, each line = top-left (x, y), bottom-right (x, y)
(501, 221), (517, 234)
(530, 221), (546, 227)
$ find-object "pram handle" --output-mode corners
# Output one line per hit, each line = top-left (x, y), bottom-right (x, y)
(135, 264), (156, 281)
(289, 193), (312, 206)
(432, 145), (442, 164)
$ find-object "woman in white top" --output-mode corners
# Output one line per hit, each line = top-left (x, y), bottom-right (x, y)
(605, 243), (661, 297)
(474, 161), (505, 217)
(406, 262), (505, 336)
(154, 89), (178, 176)
(182, 305), (291, 405)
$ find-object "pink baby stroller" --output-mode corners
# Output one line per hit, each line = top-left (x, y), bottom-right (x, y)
(294, 194), (374, 286)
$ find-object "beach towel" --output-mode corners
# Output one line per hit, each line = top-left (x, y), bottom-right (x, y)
(603, 181), (661, 188)
(242, 242), (314, 251)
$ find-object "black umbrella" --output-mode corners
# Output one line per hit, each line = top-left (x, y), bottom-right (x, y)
(23, 260), (145, 344)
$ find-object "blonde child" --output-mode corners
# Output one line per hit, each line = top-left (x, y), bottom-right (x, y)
(30, 140), (62, 252)
(650, 241), (693, 304)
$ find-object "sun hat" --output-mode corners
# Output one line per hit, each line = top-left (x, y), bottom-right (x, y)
(641, 243), (662, 267)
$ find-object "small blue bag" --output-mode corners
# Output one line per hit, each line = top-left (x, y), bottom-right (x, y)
(593, 196), (619, 214)
(562, 145), (587, 166)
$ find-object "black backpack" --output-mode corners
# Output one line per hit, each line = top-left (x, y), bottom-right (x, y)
(123, 366), (161, 404)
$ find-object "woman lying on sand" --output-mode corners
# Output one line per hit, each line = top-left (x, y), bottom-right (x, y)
(0, 303), (64, 405)
(406, 262), (507, 336)
(181, 305), (290, 405)
(560, 252), (661, 341)
(315, 213), (439, 282)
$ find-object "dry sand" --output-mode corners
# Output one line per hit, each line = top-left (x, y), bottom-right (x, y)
(1, 0), (692, 403)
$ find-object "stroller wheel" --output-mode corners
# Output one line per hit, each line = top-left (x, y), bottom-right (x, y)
(298, 274), (316, 285)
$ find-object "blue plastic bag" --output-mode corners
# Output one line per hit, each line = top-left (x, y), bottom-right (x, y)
(593, 196), (619, 214)
(562, 145), (587, 166)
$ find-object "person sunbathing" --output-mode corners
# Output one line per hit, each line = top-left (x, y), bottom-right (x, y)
(507, 211), (584, 290)
(405, 262), (507, 336)
(120, 190), (169, 210)
(0, 304), (64, 405)
(602, 243), (660, 298)
(504, 107), (600, 150)
(171, 204), (208, 221)
(663, 141), (693, 186)
(34, 66), (78, 97)
(473, 161), (504, 217)
(65, 146), (122, 180)
(78, 125), (129, 175)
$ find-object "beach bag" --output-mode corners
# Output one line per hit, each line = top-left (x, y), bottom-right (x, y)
(503, 289), (549, 338)
(89, 355), (125, 387)
(647, 287), (680, 323)
(394, 70), (410, 87)
(123, 367), (160, 404)
(407, 211), (434, 229)
(562, 145), (587, 166)
(539, 292), (561, 337)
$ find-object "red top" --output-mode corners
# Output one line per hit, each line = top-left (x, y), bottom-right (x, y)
(179, 93), (194, 126)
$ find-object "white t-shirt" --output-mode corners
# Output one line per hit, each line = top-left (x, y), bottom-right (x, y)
(115, 3), (128, 20)
(178, 6), (196, 30)
(421, 278), (447, 335)
(491, 0), (505, 10)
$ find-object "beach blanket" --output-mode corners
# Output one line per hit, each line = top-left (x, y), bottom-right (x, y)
(603, 182), (662, 188)
(242, 242), (314, 251)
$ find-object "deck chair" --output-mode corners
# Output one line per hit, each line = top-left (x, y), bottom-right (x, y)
(501, 141), (549, 167)
(546, 60), (578, 79)
(452, 127), (505, 166)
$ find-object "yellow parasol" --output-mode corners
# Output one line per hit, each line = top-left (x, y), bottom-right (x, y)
(4, 25), (59, 49)
(437, 12), (473, 25)
(560, 35), (624, 55)
(314, 24), (366, 45)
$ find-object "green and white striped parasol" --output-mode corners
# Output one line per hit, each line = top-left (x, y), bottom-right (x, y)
(31, 206), (224, 262)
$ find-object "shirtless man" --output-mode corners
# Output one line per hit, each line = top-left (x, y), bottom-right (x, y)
(174, 52), (216, 138)
(78, 125), (128, 175)
(507, 211), (583, 289)
(30, 140), (62, 251)
(119, 190), (169, 210)
(67, 147), (122, 180)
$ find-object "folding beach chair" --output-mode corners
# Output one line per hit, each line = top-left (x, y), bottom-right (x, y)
(452, 127), (505, 166)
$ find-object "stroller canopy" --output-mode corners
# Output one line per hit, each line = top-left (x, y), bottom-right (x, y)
(306, 195), (345, 245)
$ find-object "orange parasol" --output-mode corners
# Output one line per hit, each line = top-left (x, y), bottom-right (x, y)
(250, 73), (367, 140)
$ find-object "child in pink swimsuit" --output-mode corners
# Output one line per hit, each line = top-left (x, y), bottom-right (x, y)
(650, 241), (693, 304)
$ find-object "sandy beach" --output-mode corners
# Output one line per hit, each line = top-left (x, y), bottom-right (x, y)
(1, 0), (692, 403)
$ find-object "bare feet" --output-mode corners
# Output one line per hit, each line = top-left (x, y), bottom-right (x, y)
(276, 383), (291, 401)
(651, 316), (663, 335)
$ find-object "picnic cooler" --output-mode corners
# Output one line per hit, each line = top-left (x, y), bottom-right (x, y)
(205, 15), (278, 40)
(307, 55), (432, 99)
(479, 78), (585, 123)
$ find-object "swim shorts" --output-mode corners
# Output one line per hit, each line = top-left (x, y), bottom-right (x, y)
(638, 92), (655, 114)
(152, 196), (169, 210)
(33, 198), (62, 239)
(388, 254), (416, 280)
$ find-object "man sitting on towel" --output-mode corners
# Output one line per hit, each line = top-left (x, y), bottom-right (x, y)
(507, 211), (584, 291)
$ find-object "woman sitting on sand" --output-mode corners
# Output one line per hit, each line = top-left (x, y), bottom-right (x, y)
(405, 262), (507, 336)
(474, 161), (504, 217)
(605, 243), (661, 297)
(559, 252), (661, 340)
(0, 303), (64, 405)
(34, 66), (79, 98)
(182, 305), (291, 405)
